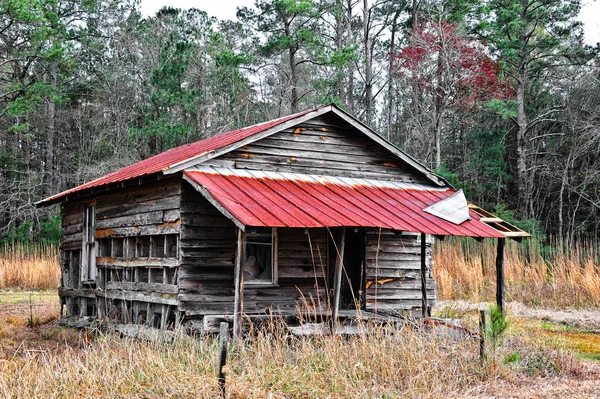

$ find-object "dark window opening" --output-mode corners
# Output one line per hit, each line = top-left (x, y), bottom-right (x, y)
(137, 236), (150, 258)
(245, 227), (275, 284)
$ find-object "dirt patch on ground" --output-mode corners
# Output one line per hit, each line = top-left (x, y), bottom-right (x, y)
(466, 375), (600, 398)
(0, 290), (85, 358)
(436, 300), (600, 333)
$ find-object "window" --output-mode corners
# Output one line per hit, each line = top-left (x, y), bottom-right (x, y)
(82, 205), (96, 282)
(244, 227), (277, 285)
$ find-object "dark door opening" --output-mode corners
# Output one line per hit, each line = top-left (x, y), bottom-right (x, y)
(341, 228), (365, 309)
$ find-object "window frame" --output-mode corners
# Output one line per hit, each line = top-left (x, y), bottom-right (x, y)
(244, 227), (278, 286)
(81, 204), (96, 282)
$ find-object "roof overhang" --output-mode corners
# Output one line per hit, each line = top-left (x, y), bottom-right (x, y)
(182, 167), (525, 239)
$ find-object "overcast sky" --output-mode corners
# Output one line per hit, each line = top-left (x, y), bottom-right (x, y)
(139, 0), (600, 46)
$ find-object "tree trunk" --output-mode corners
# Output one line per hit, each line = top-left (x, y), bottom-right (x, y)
(280, 11), (298, 113)
(516, 45), (529, 218)
(412, 0), (419, 27)
(434, 48), (443, 169)
(335, 0), (345, 101)
(558, 161), (569, 242)
(289, 46), (299, 113)
(386, 10), (399, 141)
(363, 0), (372, 127)
(45, 61), (57, 197)
(346, 0), (354, 112)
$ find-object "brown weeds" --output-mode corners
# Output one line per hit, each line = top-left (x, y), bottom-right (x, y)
(433, 238), (600, 308)
(0, 244), (60, 290)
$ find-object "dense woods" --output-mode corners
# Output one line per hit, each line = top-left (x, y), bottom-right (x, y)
(0, 0), (598, 244)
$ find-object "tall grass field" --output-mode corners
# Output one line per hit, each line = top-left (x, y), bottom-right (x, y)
(433, 238), (600, 308)
(0, 240), (599, 398)
(0, 244), (60, 290)
(2, 239), (599, 307)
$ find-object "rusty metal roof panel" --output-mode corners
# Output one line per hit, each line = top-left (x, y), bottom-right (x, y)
(37, 106), (326, 206)
(183, 167), (507, 238)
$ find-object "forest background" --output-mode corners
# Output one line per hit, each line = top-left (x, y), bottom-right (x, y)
(1, 0), (599, 247)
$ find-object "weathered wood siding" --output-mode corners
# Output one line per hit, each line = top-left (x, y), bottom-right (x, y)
(60, 200), (93, 317)
(59, 175), (182, 328)
(364, 229), (436, 312)
(178, 180), (237, 318)
(179, 179), (328, 322)
(208, 114), (430, 183)
(254, 228), (327, 315)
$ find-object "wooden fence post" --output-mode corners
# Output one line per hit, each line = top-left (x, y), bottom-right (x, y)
(218, 322), (228, 397)
(495, 238), (505, 314)
(479, 309), (486, 362)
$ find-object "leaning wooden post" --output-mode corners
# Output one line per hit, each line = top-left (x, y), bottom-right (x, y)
(331, 227), (346, 332)
(420, 232), (430, 318)
(479, 309), (486, 362)
(233, 227), (246, 345)
(495, 237), (505, 314)
(218, 322), (228, 397)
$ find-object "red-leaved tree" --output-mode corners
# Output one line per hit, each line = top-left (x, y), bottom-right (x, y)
(394, 17), (512, 169)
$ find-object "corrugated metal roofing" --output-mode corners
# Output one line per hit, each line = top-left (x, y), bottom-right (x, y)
(37, 106), (326, 206)
(183, 168), (506, 238)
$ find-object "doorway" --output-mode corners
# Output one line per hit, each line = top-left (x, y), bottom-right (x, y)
(328, 227), (366, 310)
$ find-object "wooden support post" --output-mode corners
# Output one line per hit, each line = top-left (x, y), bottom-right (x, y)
(331, 227), (346, 331)
(218, 321), (228, 397)
(420, 232), (430, 318)
(233, 227), (246, 345)
(495, 237), (506, 314)
(479, 309), (486, 362)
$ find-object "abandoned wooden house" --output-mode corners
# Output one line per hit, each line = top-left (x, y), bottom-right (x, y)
(37, 104), (528, 336)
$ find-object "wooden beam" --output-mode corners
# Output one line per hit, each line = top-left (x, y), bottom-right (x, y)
(331, 227), (346, 331)
(420, 233), (430, 318)
(496, 237), (505, 313)
(233, 227), (246, 344)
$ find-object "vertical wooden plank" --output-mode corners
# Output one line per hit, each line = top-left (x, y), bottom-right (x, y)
(161, 304), (168, 329)
(272, 228), (279, 285)
(80, 297), (87, 318)
(218, 321), (228, 397)
(496, 237), (506, 313)
(331, 227), (346, 330)
(233, 227), (246, 344)
(420, 232), (430, 318)
(360, 229), (367, 311)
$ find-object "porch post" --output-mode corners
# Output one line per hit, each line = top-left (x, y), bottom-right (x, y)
(495, 237), (505, 314)
(420, 232), (430, 318)
(233, 227), (246, 344)
(331, 227), (346, 331)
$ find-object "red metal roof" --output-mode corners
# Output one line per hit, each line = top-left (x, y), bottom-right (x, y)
(183, 168), (506, 238)
(37, 106), (326, 206)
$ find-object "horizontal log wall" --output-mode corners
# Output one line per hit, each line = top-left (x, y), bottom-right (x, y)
(208, 114), (430, 183)
(59, 175), (182, 327)
(244, 228), (328, 316)
(178, 181), (238, 317)
(364, 229), (436, 312)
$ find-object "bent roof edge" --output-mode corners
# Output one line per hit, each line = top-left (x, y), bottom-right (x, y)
(37, 103), (448, 207)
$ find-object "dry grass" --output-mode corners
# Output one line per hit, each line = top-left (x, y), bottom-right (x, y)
(0, 290), (597, 398)
(0, 311), (596, 399)
(433, 238), (600, 308)
(0, 244), (60, 290)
